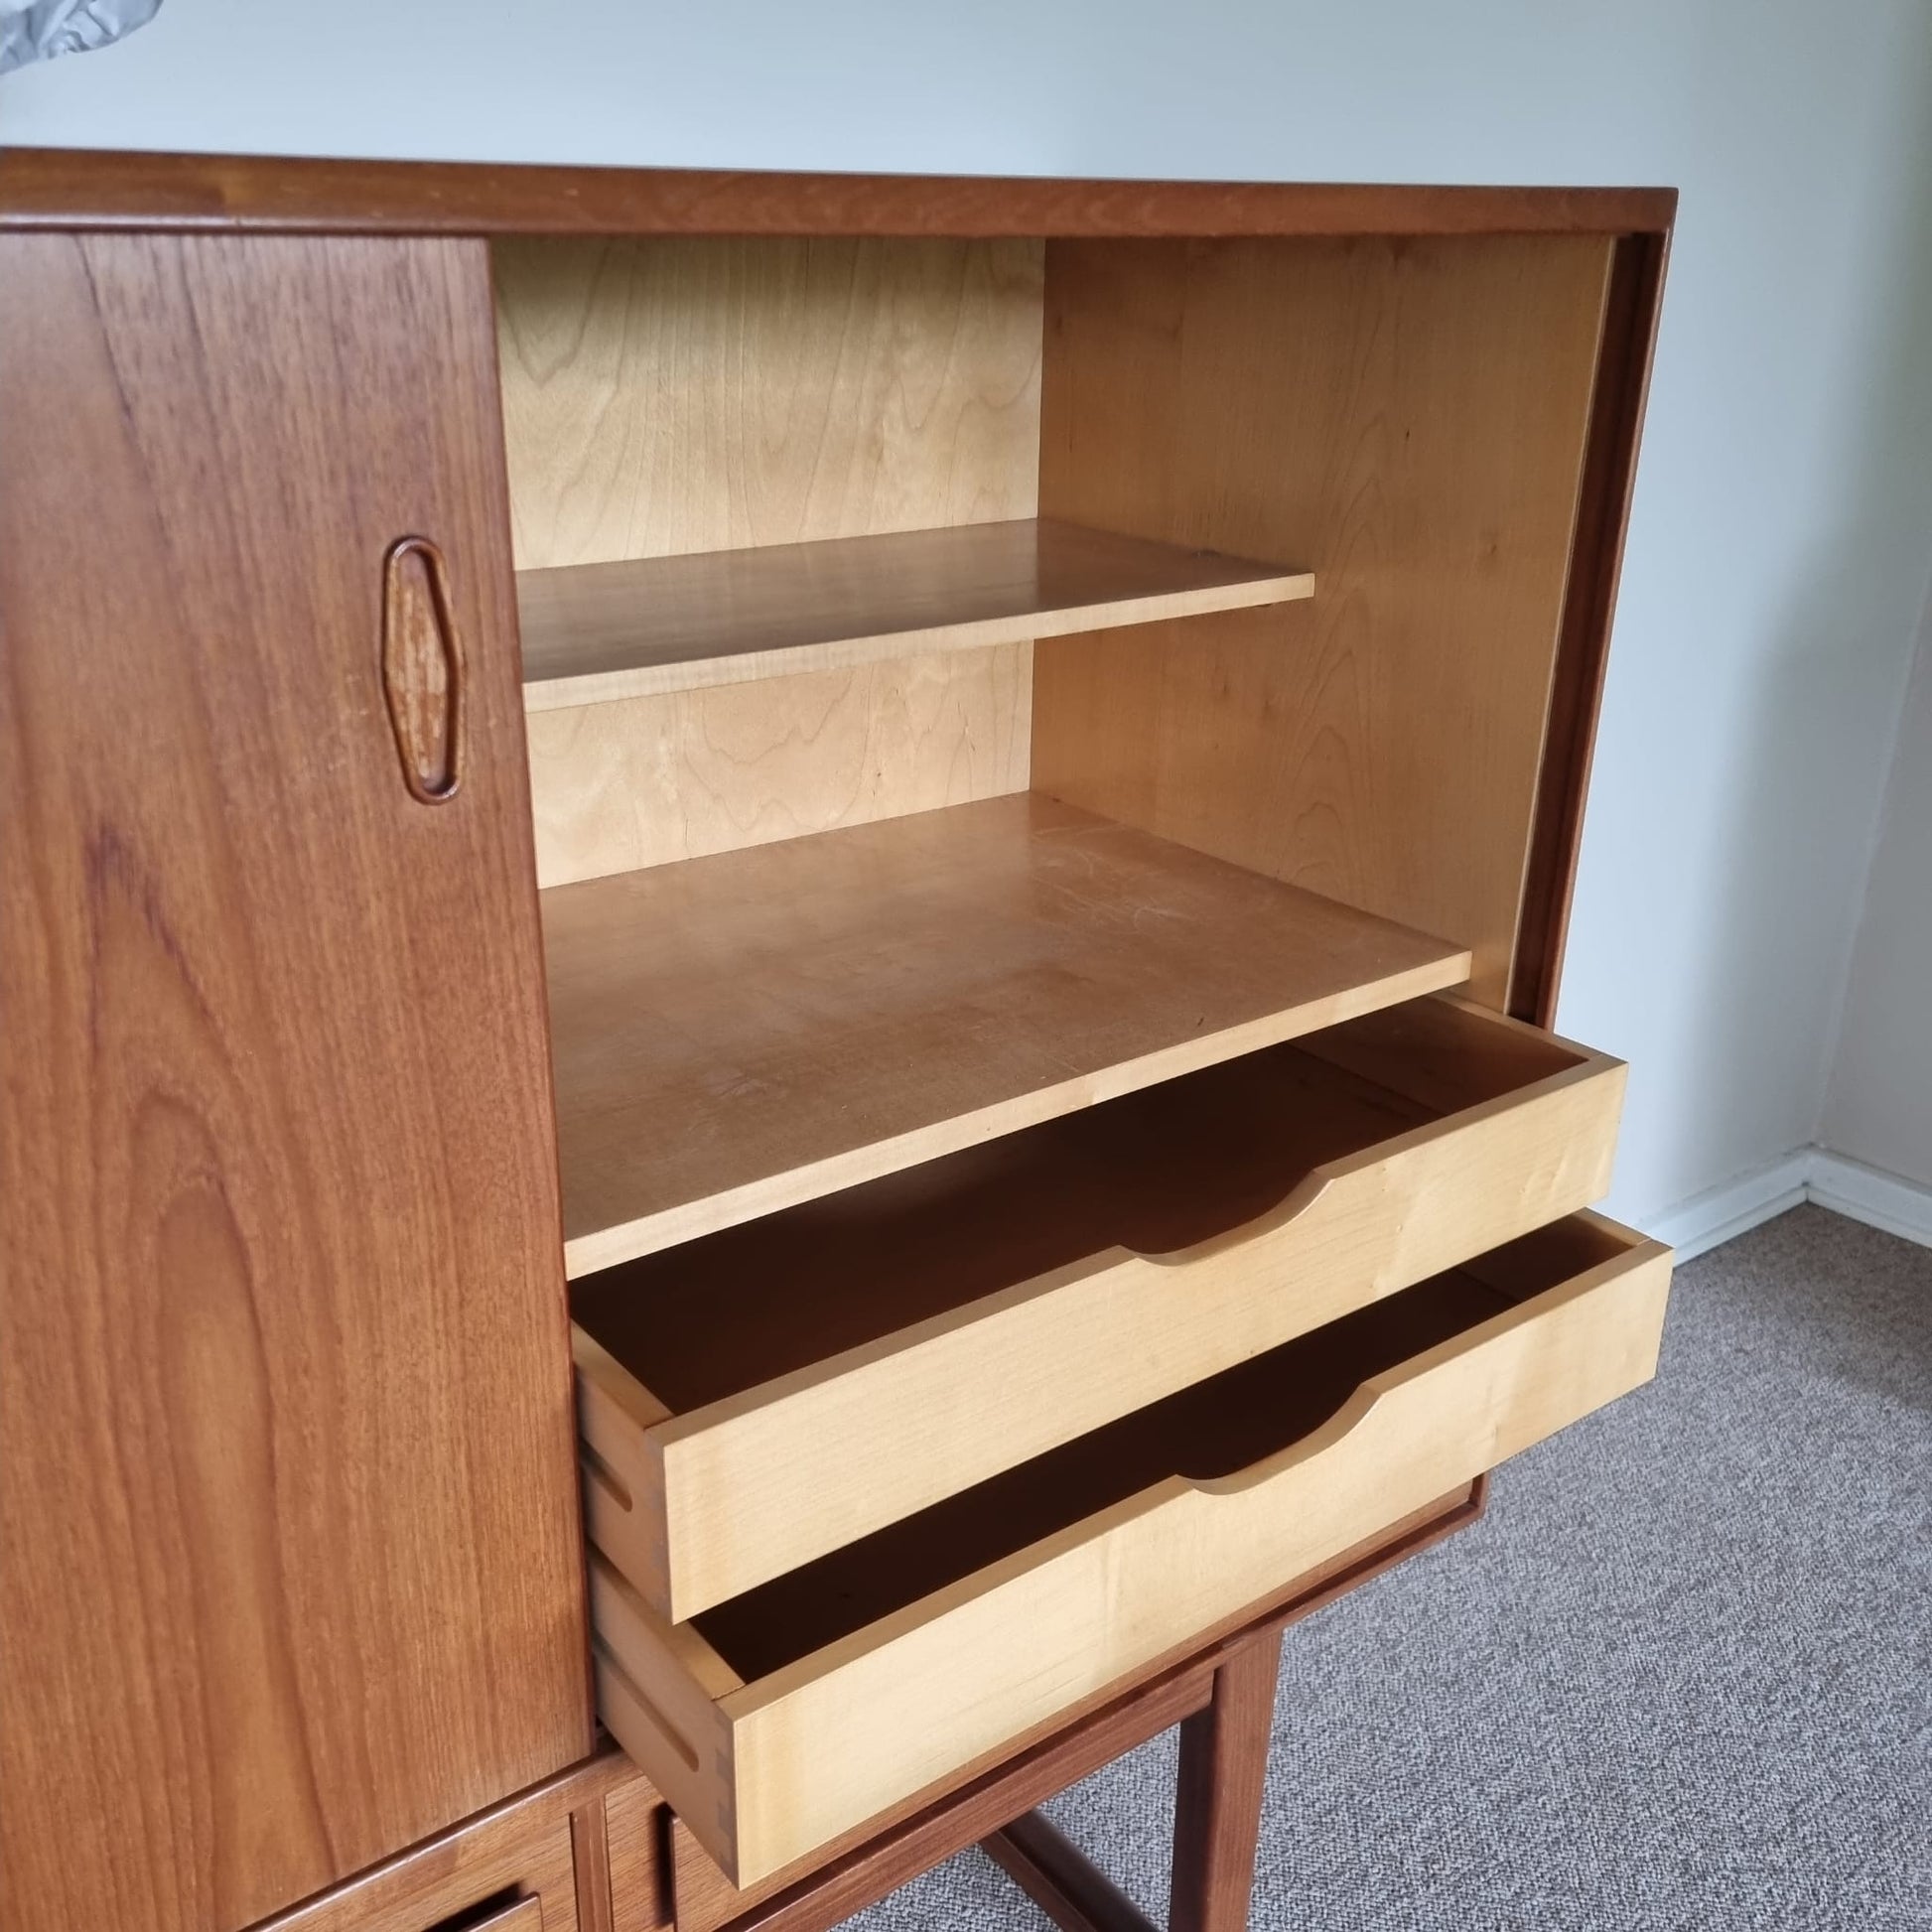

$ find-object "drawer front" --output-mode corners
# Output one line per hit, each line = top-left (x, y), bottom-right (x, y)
(242, 1750), (648, 1932)
(467, 1904), (544, 1932)
(590, 1214), (1670, 1885)
(578, 997), (1625, 1621)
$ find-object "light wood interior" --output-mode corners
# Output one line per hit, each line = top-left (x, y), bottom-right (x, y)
(544, 794), (1469, 1275)
(497, 223), (1662, 1896)
(1033, 233), (1614, 1008)
(496, 235), (1046, 885)
(3, 158), (1672, 1932)
(494, 236), (1045, 571)
(517, 518), (1312, 707)
(589, 1211), (1668, 1884)
(685, 1213), (1638, 1680)
(570, 996), (1591, 1416)
(493, 229), (1619, 1267)
(571, 994), (1624, 1621)
(495, 232), (1613, 973)
(524, 643), (1032, 887)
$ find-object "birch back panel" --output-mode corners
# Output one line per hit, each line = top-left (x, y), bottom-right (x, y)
(495, 236), (1044, 880)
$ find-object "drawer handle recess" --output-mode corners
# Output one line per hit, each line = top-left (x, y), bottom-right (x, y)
(381, 534), (465, 803)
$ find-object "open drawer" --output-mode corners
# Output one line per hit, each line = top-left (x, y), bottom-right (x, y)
(572, 995), (1625, 1620)
(589, 1212), (1671, 1885)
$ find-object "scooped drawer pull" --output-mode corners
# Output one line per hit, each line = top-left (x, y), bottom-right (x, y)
(381, 535), (464, 802)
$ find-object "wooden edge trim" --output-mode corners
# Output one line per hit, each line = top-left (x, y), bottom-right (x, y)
(651, 997), (1625, 1457)
(1182, 1235), (1655, 1504)
(0, 150), (1679, 238)
(1571, 1206), (1673, 1261)
(570, 1787), (616, 1932)
(984, 1812), (1160, 1932)
(1510, 226), (1672, 1027)
(1212, 1050), (1618, 1233)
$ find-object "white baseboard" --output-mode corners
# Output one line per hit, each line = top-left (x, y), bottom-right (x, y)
(1648, 1146), (1932, 1261)
(1647, 1152), (1812, 1262)
(1807, 1150), (1932, 1248)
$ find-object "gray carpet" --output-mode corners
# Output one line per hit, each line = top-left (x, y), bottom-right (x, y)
(845, 1205), (1932, 1930)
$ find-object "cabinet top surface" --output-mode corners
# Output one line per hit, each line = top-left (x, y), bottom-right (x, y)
(0, 148), (1677, 237)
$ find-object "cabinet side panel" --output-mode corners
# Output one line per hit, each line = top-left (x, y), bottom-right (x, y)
(0, 232), (591, 1932)
(1034, 235), (1611, 1007)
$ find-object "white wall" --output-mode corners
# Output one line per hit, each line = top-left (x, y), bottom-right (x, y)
(1822, 602), (1932, 1191)
(8, 0), (1931, 1233)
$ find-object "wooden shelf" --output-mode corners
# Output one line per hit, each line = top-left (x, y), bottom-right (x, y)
(544, 794), (1469, 1276)
(517, 517), (1313, 708)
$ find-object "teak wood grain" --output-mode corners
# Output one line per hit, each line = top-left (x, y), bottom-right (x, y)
(603, 1774), (675, 1932)
(1509, 228), (1671, 1025)
(1033, 233), (1612, 1008)
(246, 1749), (647, 1932)
(0, 147), (1678, 238)
(517, 518), (1312, 707)
(1167, 1635), (1281, 1932)
(572, 996), (1625, 1620)
(590, 1219), (1670, 1885)
(0, 232), (590, 1932)
(0, 154), (1676, 1932)
(543, 792), (1470, 1273)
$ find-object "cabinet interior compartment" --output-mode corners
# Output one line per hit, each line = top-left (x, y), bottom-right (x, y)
(494, 228), (1614, 1266)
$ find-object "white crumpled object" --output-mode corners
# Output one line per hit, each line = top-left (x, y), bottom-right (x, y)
(0, 0), (163, 73)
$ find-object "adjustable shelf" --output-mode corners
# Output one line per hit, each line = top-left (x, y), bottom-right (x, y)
(542, 792), (1470, 1276)
(517, 517), (1314, 708)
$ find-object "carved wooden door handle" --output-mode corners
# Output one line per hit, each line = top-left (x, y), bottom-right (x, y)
(381, 535), (465, 802)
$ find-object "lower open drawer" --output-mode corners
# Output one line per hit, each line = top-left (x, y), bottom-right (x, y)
(589, 1211), (1671, 1886)
(574, 994), (1625, 1621)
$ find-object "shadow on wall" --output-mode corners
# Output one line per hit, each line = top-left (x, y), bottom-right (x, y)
(1646, 14), (1932, 1206)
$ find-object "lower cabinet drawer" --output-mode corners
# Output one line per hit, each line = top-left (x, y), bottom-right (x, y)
(246, 1750), (650, 1932)
(573, 994), (1625, 1622)
(589, 1212), (1671, 1888)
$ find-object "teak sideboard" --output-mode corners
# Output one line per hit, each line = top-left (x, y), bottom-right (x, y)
(0, 151), (1676, 1932)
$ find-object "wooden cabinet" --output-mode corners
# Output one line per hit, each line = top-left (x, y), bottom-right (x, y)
(0, 231), (590, 1932)
(0, 153), (1674, 1932)
(495, 218), (1676, 1889)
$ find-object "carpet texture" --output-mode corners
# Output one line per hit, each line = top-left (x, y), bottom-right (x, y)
(843, 1205), (1932, 1929)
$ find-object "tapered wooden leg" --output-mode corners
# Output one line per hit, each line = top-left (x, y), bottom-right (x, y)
(1167, 1630), (1281, 1932)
